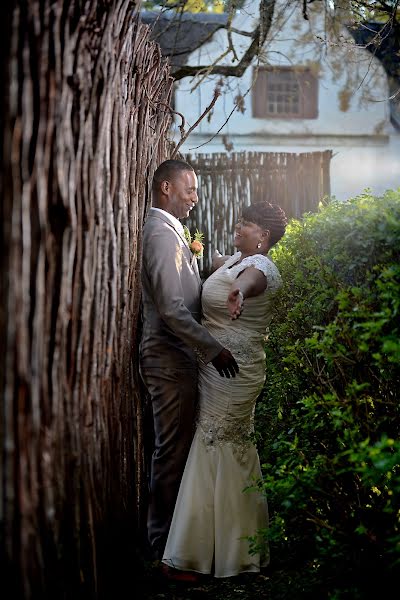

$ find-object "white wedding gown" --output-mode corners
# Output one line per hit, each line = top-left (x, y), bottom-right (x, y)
(162, 252), (282, 578)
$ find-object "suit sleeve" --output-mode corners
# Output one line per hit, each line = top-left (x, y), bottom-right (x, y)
(143, 226), (223, 363)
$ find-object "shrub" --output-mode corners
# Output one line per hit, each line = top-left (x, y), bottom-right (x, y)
(253, 189), (400, 598)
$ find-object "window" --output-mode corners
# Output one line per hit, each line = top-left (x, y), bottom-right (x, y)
(252, 67), (318, 119)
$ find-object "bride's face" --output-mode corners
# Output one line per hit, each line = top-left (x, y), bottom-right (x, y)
(234, 218), (266, 253)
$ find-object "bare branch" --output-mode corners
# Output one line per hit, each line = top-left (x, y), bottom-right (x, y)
(172, 0), (276, 80)
(188, 82), (253, 151)
(158, 101), (186, 137)
(172, 87), (221, 157)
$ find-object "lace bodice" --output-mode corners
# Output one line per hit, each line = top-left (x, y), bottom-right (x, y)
(223, 252), (282, 294)
(200, 252), (282, 357)
(196, 250), (283, 460)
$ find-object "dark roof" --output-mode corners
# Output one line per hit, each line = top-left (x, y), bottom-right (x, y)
(348, 21), (400, 130)
(140, 10), (228, 68)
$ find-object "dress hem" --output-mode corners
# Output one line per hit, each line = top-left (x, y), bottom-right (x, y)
(162, 558), (268, 579)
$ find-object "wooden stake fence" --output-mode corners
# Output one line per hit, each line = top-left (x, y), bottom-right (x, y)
(0, 1), (172, 597)
(183, 150), (332, 275)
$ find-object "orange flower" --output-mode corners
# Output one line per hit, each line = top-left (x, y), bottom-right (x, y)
(184, 226), (204, 259)
(190, 240), (203, 255)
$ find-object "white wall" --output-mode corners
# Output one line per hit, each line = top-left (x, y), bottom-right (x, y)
(330, 133), (400, 200)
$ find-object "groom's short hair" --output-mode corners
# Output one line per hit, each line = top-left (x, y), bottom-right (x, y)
(152, 159), (194, 192)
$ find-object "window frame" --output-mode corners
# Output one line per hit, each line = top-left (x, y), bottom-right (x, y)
(252, 66), (319, 120)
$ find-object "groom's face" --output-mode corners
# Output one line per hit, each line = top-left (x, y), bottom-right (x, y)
(165, 170), (199, 219)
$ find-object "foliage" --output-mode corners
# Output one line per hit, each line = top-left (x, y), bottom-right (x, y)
(252, 189), (400, 598)
(345, 0), (400, 23)
(142, 0), (399, 21)
(142, 0), (233, 13)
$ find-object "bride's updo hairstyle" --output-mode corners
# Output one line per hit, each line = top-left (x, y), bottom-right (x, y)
(242, 201), (288, 247)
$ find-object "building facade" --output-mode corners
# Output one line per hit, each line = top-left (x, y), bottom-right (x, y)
(169, 1), (400, 201)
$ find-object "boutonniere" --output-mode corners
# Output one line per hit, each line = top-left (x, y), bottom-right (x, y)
(183, 226), (204, 259)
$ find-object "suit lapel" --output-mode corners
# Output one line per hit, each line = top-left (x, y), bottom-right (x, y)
(192, 255), (201, 280)
(177, 228), (191, 250)
(148, 209), (200, 281)
(149, 208), (189, 246)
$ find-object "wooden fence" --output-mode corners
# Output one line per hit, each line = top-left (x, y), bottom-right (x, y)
(183, 150), (332, 275)
(0, 1), (172, 598)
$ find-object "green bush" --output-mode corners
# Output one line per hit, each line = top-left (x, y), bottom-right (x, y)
(253, 189), (400, 598)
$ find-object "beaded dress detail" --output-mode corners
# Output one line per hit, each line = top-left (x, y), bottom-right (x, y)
(163, 252), (282, 578)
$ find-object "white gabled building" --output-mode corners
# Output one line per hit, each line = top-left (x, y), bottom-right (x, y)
(161, 1), (400, 201)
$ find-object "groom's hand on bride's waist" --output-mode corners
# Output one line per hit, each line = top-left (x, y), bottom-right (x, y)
(211, 348), (239, 378)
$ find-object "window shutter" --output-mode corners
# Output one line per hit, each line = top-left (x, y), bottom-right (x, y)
(299, 70), (318, 118)
(252, 68), (268, 118)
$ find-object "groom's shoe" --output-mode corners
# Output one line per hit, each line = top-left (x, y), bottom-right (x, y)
(161, 564), (200, 583)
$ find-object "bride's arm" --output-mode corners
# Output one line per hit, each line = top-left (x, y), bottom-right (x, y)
(210, 250), (230, 274)
(227, 267), (268, 319)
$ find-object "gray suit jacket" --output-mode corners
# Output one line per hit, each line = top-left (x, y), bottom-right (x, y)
(140, 209), (223, 368)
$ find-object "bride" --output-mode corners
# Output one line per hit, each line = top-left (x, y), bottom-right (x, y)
(162, 199), (287, 579)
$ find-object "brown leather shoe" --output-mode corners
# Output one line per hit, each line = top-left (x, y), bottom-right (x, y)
(161, 563), (200, 583)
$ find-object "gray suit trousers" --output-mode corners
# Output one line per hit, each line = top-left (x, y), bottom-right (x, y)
(141, 364), (198, 557)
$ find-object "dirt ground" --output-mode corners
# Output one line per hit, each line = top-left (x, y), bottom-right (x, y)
(134, 561), (290, 600)
(138, 572), (273, 600)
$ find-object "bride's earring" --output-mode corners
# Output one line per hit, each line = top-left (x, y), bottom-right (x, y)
(257, 241), (262, 249)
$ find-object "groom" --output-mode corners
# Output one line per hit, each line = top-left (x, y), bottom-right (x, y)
(140, 159), (239, 561)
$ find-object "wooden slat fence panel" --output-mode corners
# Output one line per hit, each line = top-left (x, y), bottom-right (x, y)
(184, 150), (332, 275)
